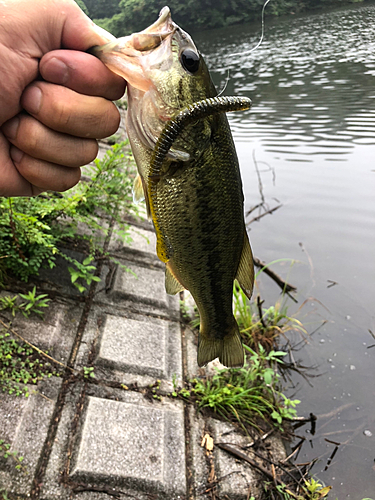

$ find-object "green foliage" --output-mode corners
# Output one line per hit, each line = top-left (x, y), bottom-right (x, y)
(0, 440), (25, 472)
(19, 287), (50, 318)
(85, 0), (121, 19)
(93, 0), (365, 38)
(0, 296), (18, 317)
(0, 332), (60, 397)
(266, 477), (332, 500)
(82, 366), (95, 379)
(0, 287), (50, 318)
(232, 283), (306, 351)
(75, 0), (89, 15)
(180, 346), (299, 431)
(0, 143), (136, 292)
(67, 256), (101, 294)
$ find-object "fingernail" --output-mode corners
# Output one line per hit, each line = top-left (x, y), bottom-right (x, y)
(2, 117), (20, 140)
(42, 57), (69, 85)
(10, 146), (24, 164)
(22, 86), (42, 115)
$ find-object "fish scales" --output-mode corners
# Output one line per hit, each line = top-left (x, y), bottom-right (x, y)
(156, 113), (244, 328)
(90, 6), (254, 367)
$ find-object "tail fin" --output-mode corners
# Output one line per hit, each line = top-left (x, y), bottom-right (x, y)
(197, 327), (244, 368)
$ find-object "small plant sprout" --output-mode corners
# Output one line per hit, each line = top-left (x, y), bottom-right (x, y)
(0, 330), (60, 396)
(19, 286), (50, 318)
(82, 366), (95, 379)
(0, 288), (51, 318)
(0, 295), (18, 317)
(67, 256), (101, 293)
(0, 439), (25, 472)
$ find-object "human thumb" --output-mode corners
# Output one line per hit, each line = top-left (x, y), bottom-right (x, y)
(56, 0), (116, 50)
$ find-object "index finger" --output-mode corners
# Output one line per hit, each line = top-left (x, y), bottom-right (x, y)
(40, 50), (126, 101)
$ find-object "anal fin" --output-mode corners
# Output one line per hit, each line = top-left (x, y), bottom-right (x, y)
(165, 263), (185, 295)
(235, 232), (254, 299)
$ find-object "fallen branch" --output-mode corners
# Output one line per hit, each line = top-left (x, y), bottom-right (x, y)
(254, 257), (297, 293)
(247, 204), (282, 225)
(216, 442), (283, 486)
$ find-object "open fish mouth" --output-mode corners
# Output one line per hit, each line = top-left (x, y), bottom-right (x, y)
(88, 7), (177, 91)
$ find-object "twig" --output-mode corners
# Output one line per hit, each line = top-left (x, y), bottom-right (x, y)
(254, 257), (297, 293)
(253, 149), (265, 205)
(202, 470), (242, 493)
(280, 442), (303, 464)
(246, 202), (263, 217)
(257, 296), (267, 329)
(327, 280), (338, 288)
(216, 442), (283, 486)
(242, 429), (275, 449)
(247, 204), (282, 225)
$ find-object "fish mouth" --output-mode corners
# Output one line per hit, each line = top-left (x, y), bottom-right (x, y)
(89, 6), (177, 91)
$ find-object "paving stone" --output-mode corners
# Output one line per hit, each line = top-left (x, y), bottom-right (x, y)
(99, 260), (179, 318)
(96, 313), (182, 380)
(0, 377), (62, 496)
(211, 420), (263, 499)
(70, 393), (186, 497)
(74, 308), (182, 390)
(186, 406), (211, 500)
(109, 224), (157, 259)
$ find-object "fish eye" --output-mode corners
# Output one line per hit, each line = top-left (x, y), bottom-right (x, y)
(180, 49), (200, 74)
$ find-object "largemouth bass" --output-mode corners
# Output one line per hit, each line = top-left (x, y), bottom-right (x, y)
(91, 7), (254, 367)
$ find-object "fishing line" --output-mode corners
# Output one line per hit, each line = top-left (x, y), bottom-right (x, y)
(231, 0), (272, 58)
(217, 69), (230, 97)
(216, 0), (271, 95)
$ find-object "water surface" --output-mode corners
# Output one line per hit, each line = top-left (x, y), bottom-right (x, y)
(195, 4), (375, 497)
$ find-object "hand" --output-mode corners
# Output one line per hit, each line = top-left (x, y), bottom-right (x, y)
(0, 0), (126, 197)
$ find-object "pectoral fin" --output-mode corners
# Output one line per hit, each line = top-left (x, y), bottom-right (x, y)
(235, 232), (254, 299)
(132, 174), (146, 203)
(165, 263), (185, 295)
(133, 173), (152, 219)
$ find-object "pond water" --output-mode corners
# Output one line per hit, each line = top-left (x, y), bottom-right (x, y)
(194, 3), (375, 497)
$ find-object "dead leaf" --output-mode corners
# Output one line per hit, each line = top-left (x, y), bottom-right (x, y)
(201, 433), (214, 451)
(317, 486), (332, 499)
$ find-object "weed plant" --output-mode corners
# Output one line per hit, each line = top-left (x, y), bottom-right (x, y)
(264, 477), (332, 500)
(178, 346), (299, 431)
(0, 142), (136, 292)
(0, 331), (61, 397)
(0, 287), (50, 318)
(233, 284), (306, 351)
(0, 440), (25, 472)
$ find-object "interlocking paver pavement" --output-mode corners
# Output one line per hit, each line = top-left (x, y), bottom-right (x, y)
(0, 161), (285, 499)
